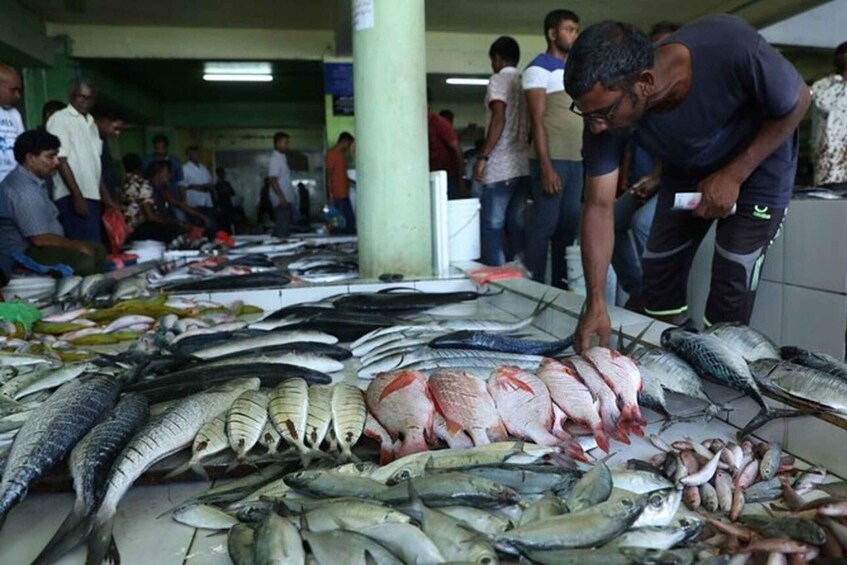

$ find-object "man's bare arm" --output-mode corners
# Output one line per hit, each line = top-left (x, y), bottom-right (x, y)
(575, 171), (619, 352)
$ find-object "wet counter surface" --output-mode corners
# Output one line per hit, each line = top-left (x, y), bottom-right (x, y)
(1, 272), (845, 564)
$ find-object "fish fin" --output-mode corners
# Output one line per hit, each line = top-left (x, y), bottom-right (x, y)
(162, 460), (193, 481)
(32, 503), (91, 565)
(560, 438), (589, 463)
(500, 370), (535, 394)
(738, 407), (815, 440)
(85, 517), (116, 565)
(378, 371), (420, 401)
(621, 321), (655, 356)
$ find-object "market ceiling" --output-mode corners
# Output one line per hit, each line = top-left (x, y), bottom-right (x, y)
(19, 0), (829, 33)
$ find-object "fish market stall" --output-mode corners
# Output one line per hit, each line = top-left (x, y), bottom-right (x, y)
(2, 269), (847, 564)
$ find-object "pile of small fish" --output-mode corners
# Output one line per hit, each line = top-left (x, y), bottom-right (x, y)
(630, 434), (846, 562)
(155, 444), (695, 565)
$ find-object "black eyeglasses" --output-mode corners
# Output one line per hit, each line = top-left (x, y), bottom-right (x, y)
(570, 85), (632, 123)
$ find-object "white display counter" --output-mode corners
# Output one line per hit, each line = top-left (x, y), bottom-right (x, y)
(688, 198), (847, 360)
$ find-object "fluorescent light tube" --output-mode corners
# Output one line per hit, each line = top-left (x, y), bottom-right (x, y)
(203, 74), (273, 82)
(445, 77), (489, 86)
(204, 62), (272, 74)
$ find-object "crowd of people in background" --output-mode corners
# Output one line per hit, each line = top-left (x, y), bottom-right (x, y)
(457, 10), (847, 318)
(0, 68), (264, 284)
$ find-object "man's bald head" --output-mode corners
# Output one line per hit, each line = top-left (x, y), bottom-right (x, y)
(0, 64), (22, 110)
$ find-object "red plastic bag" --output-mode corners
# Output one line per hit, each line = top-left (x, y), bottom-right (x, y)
(102, 207), (131, 254)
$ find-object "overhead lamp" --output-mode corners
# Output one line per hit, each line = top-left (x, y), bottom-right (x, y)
(203, 62), (273, 82)
(203, 74), (273, 82)
(446, 77), (489, 86)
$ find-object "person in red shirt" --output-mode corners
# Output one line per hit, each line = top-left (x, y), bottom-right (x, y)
(325, 131), (356, 234)
(427, 89), (466, 198)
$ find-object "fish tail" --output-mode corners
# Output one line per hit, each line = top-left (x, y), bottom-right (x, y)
(561, 438), (589, 463)
(593, 426), (611, 453)
(32, 500), (91, 564)
(85, 516), (117, 565)
(599, 401), (628, 444)
(162, 460), (193, 481)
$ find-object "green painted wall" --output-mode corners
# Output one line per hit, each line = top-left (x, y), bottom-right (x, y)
(21, 54), (74, 128)
(162, 102), (324, 129)
(324, 94), (355, 148)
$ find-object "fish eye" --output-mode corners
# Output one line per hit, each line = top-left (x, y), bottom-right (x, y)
(621, 499), (633, 508)
(649, 494), (663, 506)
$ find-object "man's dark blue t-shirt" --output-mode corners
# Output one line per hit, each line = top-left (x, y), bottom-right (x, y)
(582, 15), (804, 208)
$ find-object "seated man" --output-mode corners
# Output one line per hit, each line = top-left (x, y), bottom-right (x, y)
(121, 154), (187, 243)
(0, 129), (106, 276)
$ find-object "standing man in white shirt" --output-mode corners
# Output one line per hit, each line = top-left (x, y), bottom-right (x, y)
(0, 64), (24, 183)
(473, 36), (530, 266)
(268, 132), (297, 237)
(181, 146), (217, 236)
(47, 78), (116, 244)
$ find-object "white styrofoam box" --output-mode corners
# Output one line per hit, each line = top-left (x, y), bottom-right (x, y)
(760, 223), (785, 283)
(782, 285), (847, 360)
(749, 280), (783, 345)
(783, 200), (847, 294)
(689, 223), (716, 273)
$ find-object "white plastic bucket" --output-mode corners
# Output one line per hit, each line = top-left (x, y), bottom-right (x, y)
(447, 198), (481, 262)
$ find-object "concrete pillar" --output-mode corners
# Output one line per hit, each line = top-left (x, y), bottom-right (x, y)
(353, 0), (432, 278)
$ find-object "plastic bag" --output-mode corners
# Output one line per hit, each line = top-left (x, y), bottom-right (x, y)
(102, 207), (131, 254)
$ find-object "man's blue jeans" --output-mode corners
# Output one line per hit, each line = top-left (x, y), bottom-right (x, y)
(524, 160), (583, 288)
(612, 192), (657, 296)
(480, 176), (529, 266)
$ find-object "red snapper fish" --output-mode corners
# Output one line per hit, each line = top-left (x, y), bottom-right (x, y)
(567, 356), (630, 445)
(537, 357), (610, 453)
(365, 370), (434, 457)
(488, 366), (587, 461)
(428, 370), (507, 446)
(582, 347), (646, 434)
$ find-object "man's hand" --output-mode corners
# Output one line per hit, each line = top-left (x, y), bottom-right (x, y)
(540, 164), (562, 196)
(101, 193), (119, 211)
(72, 195), (89, 217)
(694, 168), (741, 219)
(575, 300), (612, 353)
(630, 174), (660, 201)
(473, 158), (486, 183)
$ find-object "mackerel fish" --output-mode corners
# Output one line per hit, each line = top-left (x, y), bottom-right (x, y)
(750, 358), (847, 414)
(84, 378), (259, 565)
(661, 328), (766, 408)
(631, 347), (718, 410)
(781, 345), (847, 383)
(34, 393), (149, 564)
(704, 322), (780, 362)
(0, 374), (120, 526)
(494, 494), (649, 552)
